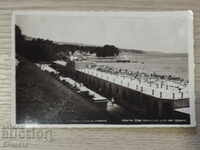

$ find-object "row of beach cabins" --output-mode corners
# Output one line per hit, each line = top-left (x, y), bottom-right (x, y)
(35, 63), (117, 111)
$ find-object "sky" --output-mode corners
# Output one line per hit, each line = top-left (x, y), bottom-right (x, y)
(15, 11), (193, 53)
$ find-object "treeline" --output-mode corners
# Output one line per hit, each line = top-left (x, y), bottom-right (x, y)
(16, 25), (119, 62)
(96, 45), (119, 57)
(16, 25), (60, 62)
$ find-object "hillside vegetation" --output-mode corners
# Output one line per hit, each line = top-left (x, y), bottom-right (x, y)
(16, 58), (110, 124)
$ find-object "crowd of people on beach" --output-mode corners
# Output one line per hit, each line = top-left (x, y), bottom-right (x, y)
(86, 64), (188, 92)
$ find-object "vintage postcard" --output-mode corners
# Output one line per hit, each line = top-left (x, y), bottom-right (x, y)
(12, 11), (196, 127)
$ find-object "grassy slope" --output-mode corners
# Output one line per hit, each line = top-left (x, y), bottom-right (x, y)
(16, 60), (110, 124)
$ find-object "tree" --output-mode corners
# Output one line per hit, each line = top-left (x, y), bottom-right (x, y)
(96, 45), (119, 57)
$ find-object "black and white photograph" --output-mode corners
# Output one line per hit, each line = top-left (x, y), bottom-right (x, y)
(12, 11), (195, 127)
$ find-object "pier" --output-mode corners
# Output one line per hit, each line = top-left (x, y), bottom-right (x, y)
(73, 68), (189, 118)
